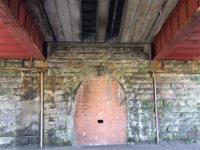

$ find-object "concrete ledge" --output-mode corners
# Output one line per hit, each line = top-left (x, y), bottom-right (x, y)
(1, 144), (200, 150)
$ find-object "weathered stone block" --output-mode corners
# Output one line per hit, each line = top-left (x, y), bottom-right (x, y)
(16, 136), (31, 146)
(167, 125), (179, 132)
(0, 137), (14, 145)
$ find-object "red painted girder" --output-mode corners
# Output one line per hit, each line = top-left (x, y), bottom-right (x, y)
(171, 39), (200, 49)
(155, 46), (200, 60)
(154, 14), (200, 60)
(159, 46), (200, 60)
(0, 1), (44, 60)
(153, 0), (200, 60)
(165, 51), (200, 60)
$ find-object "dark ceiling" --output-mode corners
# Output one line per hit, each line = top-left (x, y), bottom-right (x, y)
(26, 0), (179, 43)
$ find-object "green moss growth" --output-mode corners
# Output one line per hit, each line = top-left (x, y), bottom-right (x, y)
(190, 76), (200, 85)
(64, 141), (72, 146)
(0, 71), (21, 77)
(0, 89), (9, 96)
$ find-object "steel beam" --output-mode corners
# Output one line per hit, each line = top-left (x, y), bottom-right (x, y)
(69, 0), (82, 41)
(44, 0), (81, 41)
(119, 0), (140, 42)
(0, 0), (45, 60)
(154, 0), (200, 60)
(96, 0), (110, 42)
(39, 0), (57, 41)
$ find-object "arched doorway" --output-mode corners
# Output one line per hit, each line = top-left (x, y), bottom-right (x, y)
(74, 76), (127, 145)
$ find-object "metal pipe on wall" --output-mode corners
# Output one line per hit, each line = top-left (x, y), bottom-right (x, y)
(152, 72), (160, 144)
(40, 71), (44, 148)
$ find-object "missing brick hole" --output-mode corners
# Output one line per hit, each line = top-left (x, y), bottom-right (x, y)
(97, 120), (104, 124)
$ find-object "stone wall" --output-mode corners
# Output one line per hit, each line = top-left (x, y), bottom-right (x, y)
(44, 46), (153, 145)
(152, 61), (200, 143)
(0, 60), (40, 146)
(157, 73), (200, 143)
(1, 47), (200, 146)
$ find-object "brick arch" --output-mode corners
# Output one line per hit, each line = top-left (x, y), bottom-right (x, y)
(74, 75), (127, 145)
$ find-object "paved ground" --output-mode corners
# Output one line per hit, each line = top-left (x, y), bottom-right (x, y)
(1, 144), (200, 150)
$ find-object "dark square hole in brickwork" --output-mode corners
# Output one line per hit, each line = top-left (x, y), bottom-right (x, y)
(97, 120), (104, 124)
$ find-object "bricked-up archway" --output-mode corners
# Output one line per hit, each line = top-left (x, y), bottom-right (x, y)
(74, 76), (127, 145)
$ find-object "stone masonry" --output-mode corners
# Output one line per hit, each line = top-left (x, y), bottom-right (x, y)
(44, 46), (153, 146)
(157, 73), (200, 143)
(0, 46), (200, 146)
(0, 60), (40, 146)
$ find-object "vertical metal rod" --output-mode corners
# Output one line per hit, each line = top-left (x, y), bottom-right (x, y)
(152, 72), (160, 144)
(40, 72), (44, 148)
